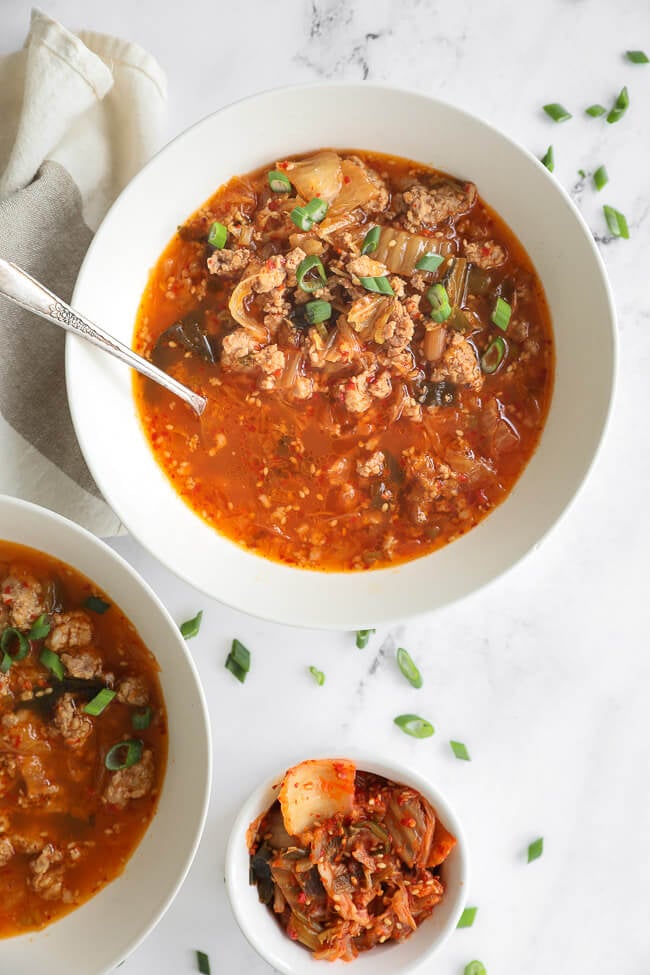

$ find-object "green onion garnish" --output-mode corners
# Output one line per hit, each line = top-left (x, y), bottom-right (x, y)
(464, 962), (487, 975)
(196, 951), (211, 975)
(394, 714), (434, 738)
(207, 221), (227, 249)
(84, 595), (110, 615)
(308, 666), (325, 686)
(267, 169), (292, 192)
(415, 253), (444, 273)
(396, 648), (423, 689)
(593, 165), (608, 191)
(426, 283), (452, 323)
(84, 688), (116, 716)
(543, 102), (572, 122)
(304, 300), (332, 325)
(361, 226), (380, 255)
(39, 648), (64, 680)
(457, 906), (478, 928)
(296, 255), (327, 293)
(540, 145), (554, 172)
(225, 638), (250, 683)
(481, 336), (507, 374)
(0, 653), (12, 674)
(626, 50), (649, 63)
(356, 629), (375, 649)
(578, 168), (586, 178)
(607, 86), (629, 124)
(490, 297), (511, 332)
(105, 738), (143, 771)
(603, 204), (630, 239)
(0, 627), (30, 663)
(585, 104), (606, 117)
(304, 197), (328, 223)
(450, 740), (471, 761)
(290, 206), (312, 231)
(359, 275), (394, 296)
(180, 610), (203, 640)
(132, 707), (153, 730)
(528, 836), (544, 862)
(28, 614), (50, 640)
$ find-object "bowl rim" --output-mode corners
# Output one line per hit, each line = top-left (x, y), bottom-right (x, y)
(66, 81), (618, 629)
(0, 493), (213, 972)
(224, 752), (469, 974)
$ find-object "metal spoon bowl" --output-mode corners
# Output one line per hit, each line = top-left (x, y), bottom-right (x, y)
(0, 258), (207, 416)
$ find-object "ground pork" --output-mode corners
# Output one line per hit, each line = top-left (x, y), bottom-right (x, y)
(221, 328), (260, 368)
(401, 396), (423, 422)
(463, 239), (506, 268)
(261, 287), (291, 329)
(45, 611), (93, 653)
(401, 180), (477, 232)
(341, 372), (374, 414)
(284, 246), (307, 286)
(252, 255), (286, 294)
(369, 370), (392, 399)
(60, 648), (102, 679)
(431, 333), (483, 391)
(53, 694), (93, 749)
(0, 836), (14, 867)
(117, 676), (149, 707)
(29, 844), (64, 901)
(254, 345), (286, 389)
(346, 255), (389, 279)
(206, 247), (251, 277)
(356, 451), (385, 478)
(104, 749), (155, 809)
(1, 569), (46, 629)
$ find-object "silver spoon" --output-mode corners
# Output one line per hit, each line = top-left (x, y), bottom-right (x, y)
(0, 258), (207, 417)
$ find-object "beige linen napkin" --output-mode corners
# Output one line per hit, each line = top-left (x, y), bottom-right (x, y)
(0, 9), (166, 535)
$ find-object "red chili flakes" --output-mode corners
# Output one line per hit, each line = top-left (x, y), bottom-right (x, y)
(343, 174), (351, 184)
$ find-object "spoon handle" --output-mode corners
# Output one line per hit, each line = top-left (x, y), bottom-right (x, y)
(0, 258), (206, 417)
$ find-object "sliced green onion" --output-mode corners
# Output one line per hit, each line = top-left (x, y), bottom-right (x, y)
(84, 595), (110, 615)
(304, 300), (332, 325)
(105, 738), (143, 771)
(457, 906), (478, 928)
(28, 614), (50, 640)
(132, 707), (153, 731)
(607, 86), (629, 124)
(540, 145), (554, 172)
(464, 962), (487, 975)
(39, 648), (64, 680)
(180, 610), (203, 640)
(356, 629), (375, 649)
(543, 102), (572, 122)
(394, 714), (434, 738)
(361, 226), (380, 255)
(0, 653), (12, 674)
(267, 169), (291, 192)
(296, 255), (327, 293)
(308, 666), (325, 686)
(415, 253), (445, 273)
(84, 688), (116, 716)
(290, 206), (313, 231)
(426, 283), (452, 323)
(490, 297), (511, 332)
(481, 336), (507, 374)
(196, 951), (211, 975)
(527, 836), (544, 862)
(578, 168), (587, 178)
(225, 638), (250, 683)
(304, 197), (328, 223)
(207, 221), (227, 249)
(0, 627), (30, 663)
(450, 740), (471, 761)
(359, 275), (394, 296)
(593, 165), (608, 191)
(603, 204), (630, 239)
(585, 104), (606, 117)
(396, 648), (423, 689)
(626, 50), (649, 63)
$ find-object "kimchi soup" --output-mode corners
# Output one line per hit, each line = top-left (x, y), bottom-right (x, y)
(134, 149), (554, 571)
(0, 542), (167, 936)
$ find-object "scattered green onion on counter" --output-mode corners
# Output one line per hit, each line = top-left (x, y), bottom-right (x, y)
(593, 165), (608, 191)
(450, 740), (471, 761)
(603, 204), (630, 239)
(180, 610), (203, 639)
(607, 85), (629, 124)
(540, 145), (554, 172)
(464, 962), (487, 975)
(196, 950), (211, 975)
(225, 638), (250, 683)
(396, 647), (423, 689)
(543, 102), (572, 122)
(356, 629), (375, 649)
(527, 836), (544, 862)
(394, 714), (434, 739)
(308, 666), (325, 686)
(626, 50), (648, 63)
(457, 906), (478, 928)
(585, 104), (606, 117)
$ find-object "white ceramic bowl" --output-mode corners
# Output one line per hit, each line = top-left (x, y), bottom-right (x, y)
(0, 496), (211, 975)
(225, 755), (468, 975)
(67, 83), (617, 629)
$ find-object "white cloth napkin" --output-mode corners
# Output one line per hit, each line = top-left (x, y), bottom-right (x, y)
(0, 9), (167, 535)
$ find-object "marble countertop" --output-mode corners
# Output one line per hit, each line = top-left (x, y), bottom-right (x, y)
(3, 1), (650, 973)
